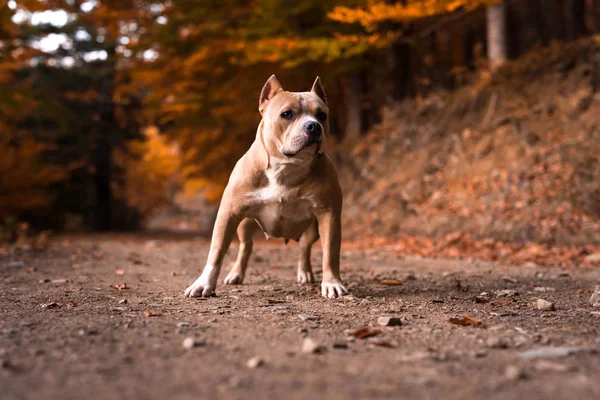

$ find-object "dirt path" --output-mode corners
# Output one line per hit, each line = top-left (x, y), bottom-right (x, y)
(1, 234), (599, 399)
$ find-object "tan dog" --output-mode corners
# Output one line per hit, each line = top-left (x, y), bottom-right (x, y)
(184, 75), (348, 299)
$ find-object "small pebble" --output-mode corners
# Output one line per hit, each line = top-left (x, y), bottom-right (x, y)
(246, 357), (264, 369)
(504, 365), (527, 381)
(537, 299), (556, 311)
(495, 289), (518, 297)
(298, 314), (318, 321)
(486, 336), (509, 349)
(182, 337), (203, 349)
(377, 317), (402, 327)
(302, 338), (323, 354)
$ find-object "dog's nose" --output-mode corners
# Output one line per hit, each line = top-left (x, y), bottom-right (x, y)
(303, 121), (322, 138)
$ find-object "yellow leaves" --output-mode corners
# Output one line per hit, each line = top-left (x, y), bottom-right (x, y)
(0, 133), (66, 216)
(241, 33), (396, 68)
(114, 126), (182, 217)
(183, 178), (223, 203)
(328, 0), (492, 31)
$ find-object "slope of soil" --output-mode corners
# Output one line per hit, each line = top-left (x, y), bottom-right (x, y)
(336, 35), (600, 246)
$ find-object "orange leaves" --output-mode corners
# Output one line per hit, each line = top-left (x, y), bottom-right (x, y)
(352, 328), (383, 339)
(328, 0), (489, 31)
(113, 126), (182, 218)
(143, 310), (162, 317)
(112, 283), (128, 290)
(379, 279), (404, 286)
(0, 133), (67, 215)
(447, 315), (485, 328)
(241, 34), (395, 68)
(345, 233), (600, 268)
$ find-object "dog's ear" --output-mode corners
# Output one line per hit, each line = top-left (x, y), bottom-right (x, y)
(259, 75), (283, 114)
(311, 76), (327, 105)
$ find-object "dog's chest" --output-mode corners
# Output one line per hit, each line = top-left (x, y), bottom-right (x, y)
(248, 167), (315, 241)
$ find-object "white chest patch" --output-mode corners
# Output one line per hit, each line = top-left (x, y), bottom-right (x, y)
(246, 158), (316, 240)
(252, 166), (294, 202)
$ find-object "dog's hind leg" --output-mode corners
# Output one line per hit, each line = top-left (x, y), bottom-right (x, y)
(297, 220), (319, 283)
(224, 218), (257, 285)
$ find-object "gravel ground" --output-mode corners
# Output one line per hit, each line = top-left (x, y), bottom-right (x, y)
(1, 234), (599, 399)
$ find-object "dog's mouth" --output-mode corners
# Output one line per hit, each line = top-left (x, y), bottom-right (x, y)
(282, 135), (321, 158)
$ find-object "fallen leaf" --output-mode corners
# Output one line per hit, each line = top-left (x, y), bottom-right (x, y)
(112, 283), (128, 290)
(447, 315), (485, 328)
(266, 299), (285, 304)
(352, 327), (383, 339)
(143, 310), (162, 317)
(115, 269), (125, 276)
(379, 279), (404, 286)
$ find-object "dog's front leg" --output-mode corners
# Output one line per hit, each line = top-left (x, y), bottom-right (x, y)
(184, 206), (242, 297)
(317, 209), (349, 299)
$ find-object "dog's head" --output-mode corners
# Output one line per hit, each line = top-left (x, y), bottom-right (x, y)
(259, 75), (328, 160)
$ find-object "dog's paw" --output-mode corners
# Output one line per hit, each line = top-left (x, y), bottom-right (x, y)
(223, 269), (244, 285)
(321, 280), (349, 299)
(184, 272), (217, 297)
(297, 270), (315, 284)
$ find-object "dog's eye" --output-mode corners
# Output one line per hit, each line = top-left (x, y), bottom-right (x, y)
(316, 111), (327, 121)
(280, 110), (293, 120)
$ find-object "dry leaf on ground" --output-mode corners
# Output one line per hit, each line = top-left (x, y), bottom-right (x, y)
(143, 310), (162, 317)
(379, 279), (404, 286)
(352, 328), (383, 339)
(447, 315), (485, 328)
(112, 283), (128, 290)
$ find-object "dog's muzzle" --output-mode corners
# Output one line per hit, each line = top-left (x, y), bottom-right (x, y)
(282, 121), (323, 158)
(303, 121), (322, 141)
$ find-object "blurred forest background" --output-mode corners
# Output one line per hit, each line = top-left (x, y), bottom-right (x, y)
(2, 0), (600, 261)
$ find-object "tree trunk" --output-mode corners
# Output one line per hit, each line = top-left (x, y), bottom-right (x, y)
(486, 2), (507, 69)
(344, 73), (362, 139)
(564, 0), (586, 40)
(584, 0), (597, 32)
(388, 39), (412, 101)
(93, 47), (116, 231)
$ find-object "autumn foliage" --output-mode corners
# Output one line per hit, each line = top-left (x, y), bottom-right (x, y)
(1, 0), (599, 265)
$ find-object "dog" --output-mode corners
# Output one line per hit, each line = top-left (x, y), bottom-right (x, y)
(184, 75), (348, 299)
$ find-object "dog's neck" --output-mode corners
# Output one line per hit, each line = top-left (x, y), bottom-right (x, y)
(256, 120), (315, 186)
(266, 155), (314, 187)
